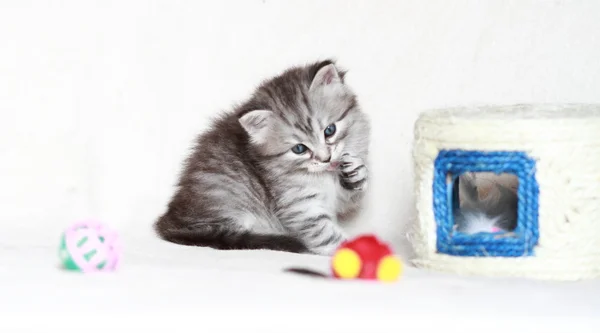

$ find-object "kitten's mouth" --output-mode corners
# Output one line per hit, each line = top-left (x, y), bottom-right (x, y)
(308, 161), (340, 173)
(326, 161), (340, 171)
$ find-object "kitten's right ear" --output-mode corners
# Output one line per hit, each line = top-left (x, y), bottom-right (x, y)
(239, 110), (273, 144)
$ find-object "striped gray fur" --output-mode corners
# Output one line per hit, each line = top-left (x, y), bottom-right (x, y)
(154, 60), (371, 255)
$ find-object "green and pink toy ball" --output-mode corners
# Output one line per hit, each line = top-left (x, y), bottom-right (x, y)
(59, 220), (122, 272)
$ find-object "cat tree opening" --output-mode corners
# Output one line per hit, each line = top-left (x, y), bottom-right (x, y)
(450, 171), (519, 234)
(432, 149), (540, 257)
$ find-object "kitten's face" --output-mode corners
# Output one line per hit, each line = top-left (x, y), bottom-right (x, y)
(239, 62), (370, 174)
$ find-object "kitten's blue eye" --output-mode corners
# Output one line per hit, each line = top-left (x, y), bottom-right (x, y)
(324, 124), (336, 137)
(291, 144), (308, 154)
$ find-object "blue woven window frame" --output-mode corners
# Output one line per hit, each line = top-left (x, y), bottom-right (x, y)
(433, 150), (540, 257)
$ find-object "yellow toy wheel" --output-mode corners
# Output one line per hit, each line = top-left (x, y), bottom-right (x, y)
(332, 248), (362, 279)
(376, 255), (403, 282)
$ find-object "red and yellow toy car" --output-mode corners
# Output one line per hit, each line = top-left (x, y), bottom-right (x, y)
(331, 234), (403, 282)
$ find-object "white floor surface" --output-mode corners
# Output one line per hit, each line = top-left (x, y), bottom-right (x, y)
(1, 229), (599, 332)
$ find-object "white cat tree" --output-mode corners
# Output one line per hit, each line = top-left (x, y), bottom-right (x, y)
(410, 104), (600, 281)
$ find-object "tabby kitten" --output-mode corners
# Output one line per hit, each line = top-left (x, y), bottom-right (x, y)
(154, 59), (371, 255)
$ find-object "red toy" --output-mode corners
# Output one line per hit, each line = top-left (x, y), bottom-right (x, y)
(330, 234), (402, 282)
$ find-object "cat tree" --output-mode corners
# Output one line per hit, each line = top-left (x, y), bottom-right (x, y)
(410, 104), (600, 281)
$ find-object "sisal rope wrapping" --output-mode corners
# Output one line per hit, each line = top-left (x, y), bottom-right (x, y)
(410, 104), (600, 281)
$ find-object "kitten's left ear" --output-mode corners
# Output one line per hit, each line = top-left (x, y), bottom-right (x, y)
(239, 110), (273, 144)
(310, 64), (342, 90)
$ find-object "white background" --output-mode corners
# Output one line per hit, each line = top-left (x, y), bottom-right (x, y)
(2, 0), (600, 258)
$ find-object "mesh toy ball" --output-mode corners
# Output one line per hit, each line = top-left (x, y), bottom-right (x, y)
(59, 220), (122, 272)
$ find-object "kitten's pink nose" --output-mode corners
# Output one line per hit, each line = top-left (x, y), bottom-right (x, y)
(314, 153), (331, 163)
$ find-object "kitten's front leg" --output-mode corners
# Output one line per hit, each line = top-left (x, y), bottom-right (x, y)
(297, 215), (347, 256)
(339, 153), (368, 191)
(336, 153), (369, 224)
(278, 202), (347, 256)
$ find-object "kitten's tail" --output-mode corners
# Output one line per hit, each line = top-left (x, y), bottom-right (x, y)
(154, 215), (309, 254)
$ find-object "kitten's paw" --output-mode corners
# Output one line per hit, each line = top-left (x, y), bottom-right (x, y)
(339, 154), (368, 191)
(309, 242), (344, 256)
